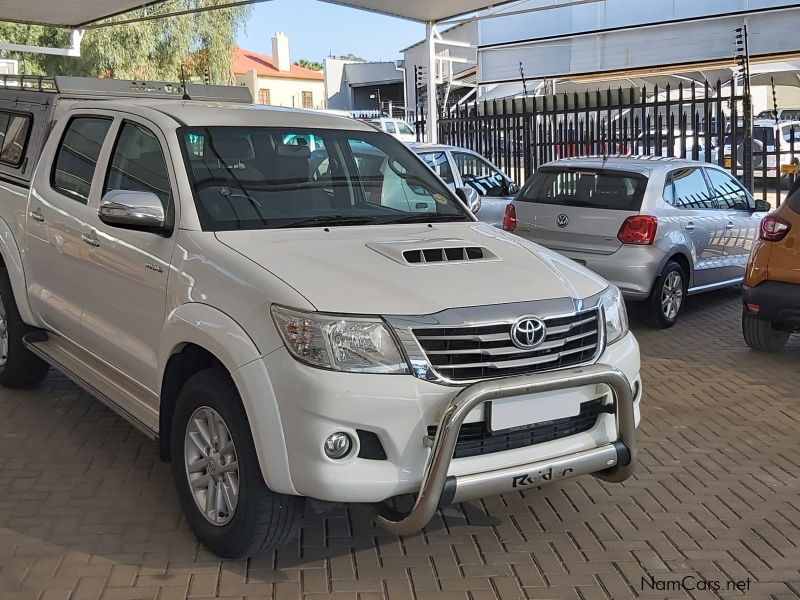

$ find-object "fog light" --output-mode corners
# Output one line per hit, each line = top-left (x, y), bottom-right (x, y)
(324, 432), (352, 459)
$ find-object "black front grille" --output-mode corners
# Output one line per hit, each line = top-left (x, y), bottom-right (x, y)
(427, 398), (613, 459)
(413, 308), (602, 382)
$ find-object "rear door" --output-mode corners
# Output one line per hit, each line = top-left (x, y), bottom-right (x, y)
(25, 114), (114, 341)
(704, 167), (763, 281)
(663, 167), (727, 287)
(512, 166), (647, 255)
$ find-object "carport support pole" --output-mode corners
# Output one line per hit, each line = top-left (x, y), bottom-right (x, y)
(426, 21), (438, 144)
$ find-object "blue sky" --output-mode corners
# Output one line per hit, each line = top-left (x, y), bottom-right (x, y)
(237, 0), (425, 63)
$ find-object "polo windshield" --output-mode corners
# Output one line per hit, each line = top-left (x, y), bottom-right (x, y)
(180, 127), (471, 231)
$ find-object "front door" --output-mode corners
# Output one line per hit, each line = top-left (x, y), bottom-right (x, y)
(451, 150), (515, 228)
(80, 118), (177, 397)
(25, 115), (114, 342)
(704, 167), (763, 281)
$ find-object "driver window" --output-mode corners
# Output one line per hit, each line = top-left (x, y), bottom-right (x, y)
(453, 152), (507, 196)
(105, 121), (172, 209)
(705, 168), (752, 211)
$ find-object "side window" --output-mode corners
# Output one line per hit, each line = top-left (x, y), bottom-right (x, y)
(705, 168), (752, 211)
(105, 121), (172, 209)
(52, 117), (113, 204)
(453, 152), (507, 197)
(666, 168), (716, 210)
(0, 112), (31, 167)
(384, 121), (397, 134)
(419, 152), (455, 185)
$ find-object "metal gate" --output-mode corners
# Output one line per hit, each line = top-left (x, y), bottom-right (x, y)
(437, 81), (798, 206)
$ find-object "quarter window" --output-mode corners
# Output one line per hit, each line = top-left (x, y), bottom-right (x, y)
(105, 121), (172, 209)
(52, 117), (113, 204)
(0, 112), (31, 167)
(665, 168), (715, 210)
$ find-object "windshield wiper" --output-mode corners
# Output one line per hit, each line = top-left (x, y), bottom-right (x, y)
(275, 215), (378, 229)
(380, 213), (471, 225)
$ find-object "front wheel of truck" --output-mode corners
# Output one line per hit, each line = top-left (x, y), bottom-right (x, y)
(0, 271), (50, 388)
(171, 367), (304, 559)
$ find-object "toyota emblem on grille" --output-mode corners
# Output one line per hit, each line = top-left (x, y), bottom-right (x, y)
(556, 214), (570, 228)
(511, 317), (547, 350)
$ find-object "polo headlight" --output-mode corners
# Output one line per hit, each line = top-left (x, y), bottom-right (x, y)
(600, 285), (629, 344)
(271, 306), (409, 374)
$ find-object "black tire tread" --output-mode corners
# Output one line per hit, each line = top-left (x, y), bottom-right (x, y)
(742, 313), (790, 353)
(0, 269), (50, 388)
(172, 367), (304, 559)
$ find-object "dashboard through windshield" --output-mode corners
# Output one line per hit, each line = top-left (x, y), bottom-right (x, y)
(179, 126), (471, 231)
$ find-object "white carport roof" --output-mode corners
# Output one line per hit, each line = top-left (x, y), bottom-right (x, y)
(0, 0), (516, 27)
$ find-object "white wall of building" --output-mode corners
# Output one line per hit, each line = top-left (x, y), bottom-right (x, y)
(235, 70), (325, 109)
(479, 0), (800, 83)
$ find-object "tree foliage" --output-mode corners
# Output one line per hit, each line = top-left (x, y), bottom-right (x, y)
(295, 58), (322, 71)
(0, 1), (251, 84)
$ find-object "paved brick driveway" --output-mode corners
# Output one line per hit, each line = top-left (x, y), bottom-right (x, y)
(0, 288), (798, 600)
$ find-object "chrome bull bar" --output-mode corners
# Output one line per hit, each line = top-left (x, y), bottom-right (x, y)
(372, 364), (636, 536)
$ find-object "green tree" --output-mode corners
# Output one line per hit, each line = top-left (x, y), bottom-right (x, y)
(0, 0), (251, 84)
(336, 53), (366, 63)
(295, 58), (322, 71)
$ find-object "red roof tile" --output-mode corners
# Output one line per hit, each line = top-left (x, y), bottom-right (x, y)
(233, 48), (324, 81)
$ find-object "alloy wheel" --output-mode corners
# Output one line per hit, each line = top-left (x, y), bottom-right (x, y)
(184, 406), (240, 526)
(661, 271), (684, 321)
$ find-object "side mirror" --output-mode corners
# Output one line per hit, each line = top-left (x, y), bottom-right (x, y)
(98, 190), (166, 230)
(456, 186), (481, 214)
(754, 199), (770, 212)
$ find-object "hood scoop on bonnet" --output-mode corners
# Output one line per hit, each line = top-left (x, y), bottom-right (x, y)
(366, 238), (499, 266)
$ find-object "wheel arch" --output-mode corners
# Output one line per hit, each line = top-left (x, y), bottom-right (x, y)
(0, 216), (36, 325)
(158, 303), (295, 495)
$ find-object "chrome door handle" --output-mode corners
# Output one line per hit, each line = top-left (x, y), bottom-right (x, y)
(81, 234), (100, 248)
(29, 208), (44, 222)
(684, 222), (695, 232)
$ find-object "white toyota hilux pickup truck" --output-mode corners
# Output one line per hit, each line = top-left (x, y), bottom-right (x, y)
(0, 76), (642, 558)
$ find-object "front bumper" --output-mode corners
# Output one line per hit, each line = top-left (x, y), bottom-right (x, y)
(372, 363), (636, 535)
(743, 281), (800, 330)
(261, 331), (640, 503)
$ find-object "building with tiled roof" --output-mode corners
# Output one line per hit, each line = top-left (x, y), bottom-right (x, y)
(233, 33), (325, 109)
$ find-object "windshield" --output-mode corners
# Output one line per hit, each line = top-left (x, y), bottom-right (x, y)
(179, 127), (470, 231)
(519, 167), (648, 211)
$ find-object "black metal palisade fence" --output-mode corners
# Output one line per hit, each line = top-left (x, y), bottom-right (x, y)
(429, 81), (798, 205)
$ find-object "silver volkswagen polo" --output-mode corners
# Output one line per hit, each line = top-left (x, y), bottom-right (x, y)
(504, 156), (769, 327)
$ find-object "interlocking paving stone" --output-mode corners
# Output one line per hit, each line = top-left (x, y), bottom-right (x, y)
(0, 287), (798, 599)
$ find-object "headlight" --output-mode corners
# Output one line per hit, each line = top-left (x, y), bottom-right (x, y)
(271, 306), (409, 374)
(600, 285), (629, 344)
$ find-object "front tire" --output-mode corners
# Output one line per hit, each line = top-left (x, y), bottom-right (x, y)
(172, 368), (304, 558)
(645, 261), (687, 329)
(742, 313), (790, 353)
(0, 270), (50, 388)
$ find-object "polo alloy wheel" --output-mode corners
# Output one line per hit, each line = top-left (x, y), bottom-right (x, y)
(661, 271), (684, 321)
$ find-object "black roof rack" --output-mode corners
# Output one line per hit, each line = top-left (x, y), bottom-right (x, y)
(0, 75), (252, 103)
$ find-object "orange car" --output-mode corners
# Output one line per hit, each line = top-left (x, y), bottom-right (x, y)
(742, 186), (800, 352)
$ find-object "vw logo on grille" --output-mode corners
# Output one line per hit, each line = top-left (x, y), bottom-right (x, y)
(556, 214), (570, 228)
(511, 317), (547, 350)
